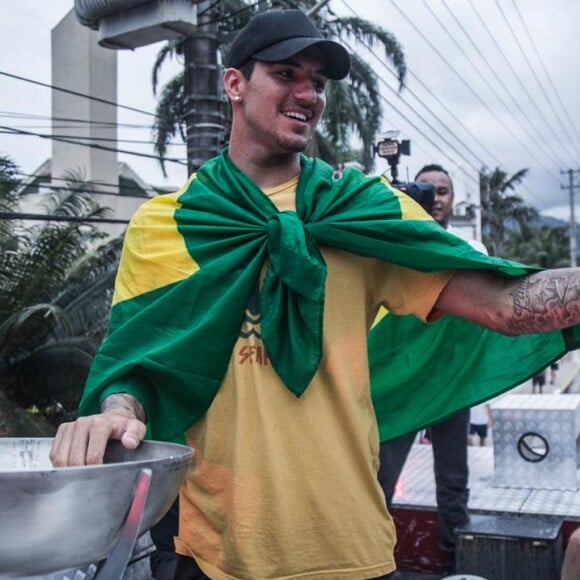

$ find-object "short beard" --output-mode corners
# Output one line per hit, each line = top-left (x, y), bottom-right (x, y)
(270, 128), (312, 154)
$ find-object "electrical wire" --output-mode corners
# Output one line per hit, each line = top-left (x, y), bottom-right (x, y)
(433, 0), (568, 169)
(0, 129), (185, 147)
(467, 0), (577, 167)
(0, 210), (129, 224)
(13, 170), (171, 196)
(340, 0), (500, 171)
(338, 1), (483, 177)
(510, 0), (580, 157)
(0, 176), (154, 199)
(388, 0), (559, 184)
(491, 0), (579, 161)
(338, 0), (545, 205)
(0, 70), (163, 120)
(0, 125), (188, 166)
(0, 110), (157, 129)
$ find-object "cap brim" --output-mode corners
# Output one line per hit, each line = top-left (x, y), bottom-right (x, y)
(253, 37), (350, 80)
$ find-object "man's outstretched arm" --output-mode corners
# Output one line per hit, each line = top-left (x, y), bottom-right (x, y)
(436, 268), (580, 335)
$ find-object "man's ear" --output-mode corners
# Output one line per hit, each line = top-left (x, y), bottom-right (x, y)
(223, 68), (244, 103)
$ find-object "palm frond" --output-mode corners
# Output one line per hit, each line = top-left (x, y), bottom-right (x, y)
(152, 39), (185, 95)
(152, 71), (187, 176)
(0, 303), (73, 363)
(320, 16), (406, 90)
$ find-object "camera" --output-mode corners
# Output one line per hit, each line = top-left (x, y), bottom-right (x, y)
(393, 181), (435, 213)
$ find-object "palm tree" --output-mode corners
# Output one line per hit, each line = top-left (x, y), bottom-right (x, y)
(479, 166), (538, 257)
(0, 165), (123, 433)
(0, 155), (21, 255)
(504, 222), (570, 268)
(151, 0), (406, 175)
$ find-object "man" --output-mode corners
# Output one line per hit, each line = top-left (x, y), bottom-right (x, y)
(416, 163), (487, 254)
(469, 401), (492, 446)
(378, 164), (486, 574)
(532, 368), (547, 393)
(50, 10), (580, 580)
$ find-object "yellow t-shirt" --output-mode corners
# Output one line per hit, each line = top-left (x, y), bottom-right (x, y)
(175, 177), (452, 579)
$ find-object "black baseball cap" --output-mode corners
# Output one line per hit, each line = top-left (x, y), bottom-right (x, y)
(226, 10), (351, 80)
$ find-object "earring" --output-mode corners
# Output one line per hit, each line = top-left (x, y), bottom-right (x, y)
(235, 96), (242, 102)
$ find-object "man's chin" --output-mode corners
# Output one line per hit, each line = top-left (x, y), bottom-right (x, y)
(274, 131), (313, 154)
(282, 137), (310, 153)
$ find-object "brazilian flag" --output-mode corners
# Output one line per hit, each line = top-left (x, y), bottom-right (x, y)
(79, 150), (580, 443)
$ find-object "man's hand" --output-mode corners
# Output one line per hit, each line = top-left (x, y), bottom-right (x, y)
(50, 394), (147, 467)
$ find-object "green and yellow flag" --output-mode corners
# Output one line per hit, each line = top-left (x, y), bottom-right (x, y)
(79, 150), (580, 442)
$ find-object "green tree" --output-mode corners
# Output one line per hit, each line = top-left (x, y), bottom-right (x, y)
(479, 166), (538, 257)
(151, 1), (406, 175)
(504, 222), (570, 268)
(0, 155), (21, 253)
(0, 163), (123, 434)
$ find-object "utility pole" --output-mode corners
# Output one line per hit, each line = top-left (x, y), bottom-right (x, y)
(184, 0), (226, 174)
(74, 0), (226, 176)
(561, 169), (580, 267)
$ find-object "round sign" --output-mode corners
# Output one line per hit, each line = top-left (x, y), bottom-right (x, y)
(517, 432), (549, 462)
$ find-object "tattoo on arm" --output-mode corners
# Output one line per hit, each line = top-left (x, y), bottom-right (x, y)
(508, 270), (580, 334)
(101, 393), (147, 423)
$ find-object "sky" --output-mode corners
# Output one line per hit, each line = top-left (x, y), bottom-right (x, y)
(1, 0), (579, 221)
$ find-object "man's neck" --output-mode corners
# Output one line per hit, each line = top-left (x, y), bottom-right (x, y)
(228, 140), (302, 190)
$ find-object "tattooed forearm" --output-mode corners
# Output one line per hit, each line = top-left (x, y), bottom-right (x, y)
(508, 269), (580, 334)
(101, 393), (147, 423)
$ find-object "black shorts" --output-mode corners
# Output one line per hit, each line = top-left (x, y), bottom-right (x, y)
(469, 423), (488, 438)
(532, 374), (546, 386)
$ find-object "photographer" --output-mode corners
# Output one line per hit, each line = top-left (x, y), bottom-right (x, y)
(378, 164), (487, 575)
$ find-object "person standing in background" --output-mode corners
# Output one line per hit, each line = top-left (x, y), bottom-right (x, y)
(468, 402), (492, 446)
(379, 164), (488, 575)
(532, 368), (547, 393)
(550, 360), (560, 385)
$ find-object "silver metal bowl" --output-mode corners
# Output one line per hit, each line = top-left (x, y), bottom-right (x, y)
(0, 437), (193, 578)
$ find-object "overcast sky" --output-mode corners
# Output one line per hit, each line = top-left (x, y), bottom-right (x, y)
(1, 0), (579, 221)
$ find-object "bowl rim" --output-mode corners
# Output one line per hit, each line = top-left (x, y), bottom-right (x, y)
(0, 437), (193, 475)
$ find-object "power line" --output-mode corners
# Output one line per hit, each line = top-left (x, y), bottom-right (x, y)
(0, 210), (129, 224)
(403, 71), (503, 168)
(342, 35), (482, 180)
(466, 0), (546, 121)
(492, 0), (579, 162)
(338, 0), (489, 169)
(338, 0), (544, 206)
(434, 0), (567, 170)
(0, 110), (156, 129)
(0, 176), (152, 199)
(0, 70), (161, 120)
(511, 0), (580, 158)
(0, 129), (185, 147)
(0, 125), (188, 166)
(13, 170), (170, 196)
(387, 0), (560, 185)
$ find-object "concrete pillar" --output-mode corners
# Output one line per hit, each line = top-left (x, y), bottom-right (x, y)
(51, 9), (118, 195)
